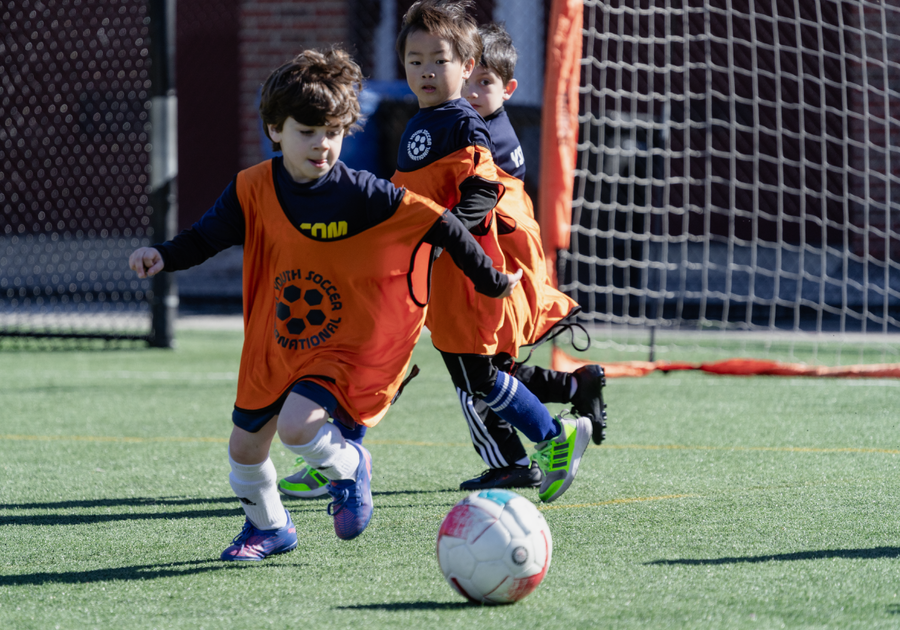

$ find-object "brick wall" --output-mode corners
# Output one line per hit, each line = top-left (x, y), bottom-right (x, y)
(238, 0), (350, 168)
(177, 0), (241, 229)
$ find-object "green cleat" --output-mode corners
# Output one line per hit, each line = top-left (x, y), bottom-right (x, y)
(278, 456), (329, 499)
(531, 415), (593, 503)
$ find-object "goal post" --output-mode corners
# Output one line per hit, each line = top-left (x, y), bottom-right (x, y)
(147, 0), (179, 348)
(546, 0), (900, 365)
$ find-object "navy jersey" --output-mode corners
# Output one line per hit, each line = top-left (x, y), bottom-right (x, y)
(484, 106), (526, 181)
(396, 98), (493, 173)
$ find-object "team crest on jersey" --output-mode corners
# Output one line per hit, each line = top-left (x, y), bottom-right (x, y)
(407, 129), (432, 161)
(273, 268), (343, 351)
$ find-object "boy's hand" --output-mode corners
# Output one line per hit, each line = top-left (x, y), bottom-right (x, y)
(499, 268), (523, 298)
(129, 247), (165, 278)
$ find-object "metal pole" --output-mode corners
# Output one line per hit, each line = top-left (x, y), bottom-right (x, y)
(147, 0), (178, 348)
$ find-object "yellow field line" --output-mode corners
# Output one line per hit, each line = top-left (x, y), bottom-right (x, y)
(604, 444), (900, 455)
(0, 434), (227, 444)
(364, 438), (472, 448)
(1, 434), (898, 455)
(539, 493), (697, 511)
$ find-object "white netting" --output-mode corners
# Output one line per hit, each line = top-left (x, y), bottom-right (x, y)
(562, 0), (899, 362)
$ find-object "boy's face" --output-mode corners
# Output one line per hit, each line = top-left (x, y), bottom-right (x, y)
(464, 66), (517, 117)
(268, 117), (344, 183)
(403, 29), (475, 109)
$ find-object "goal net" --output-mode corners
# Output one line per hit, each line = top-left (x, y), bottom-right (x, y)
(559, 0), (900, 366)
(1, 0), (171, 348)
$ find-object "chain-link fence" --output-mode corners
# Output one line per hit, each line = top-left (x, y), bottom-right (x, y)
(2, 0), (551, 346)
(1, 0), (160, 346)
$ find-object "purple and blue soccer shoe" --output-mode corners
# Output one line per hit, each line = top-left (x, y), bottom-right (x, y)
(220, 509), (298, 561)
(326, 442), (373, 540)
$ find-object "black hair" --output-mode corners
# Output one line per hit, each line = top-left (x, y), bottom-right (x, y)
(478, 22), (517, 85)
(396, 0), (482, 68)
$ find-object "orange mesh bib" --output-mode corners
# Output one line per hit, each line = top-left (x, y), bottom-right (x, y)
(393, 145), (512, 355)
(235, 161), (444, 426)
(394, 147), (576, 357)
(492, 165), (579, 348)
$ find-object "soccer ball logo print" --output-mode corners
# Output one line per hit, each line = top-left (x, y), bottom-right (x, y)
(276, 284), (326, 336)
(436, 489), (552, 605)
(407, 129), (432, 161)
(273, 270), (343, 350)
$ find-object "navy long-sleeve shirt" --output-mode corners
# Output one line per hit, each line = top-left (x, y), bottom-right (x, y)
(154, 157), (508, 297)
(484, 106), (526, 181)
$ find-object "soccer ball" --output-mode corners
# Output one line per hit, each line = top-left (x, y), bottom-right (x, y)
(436, 489), (552, 605)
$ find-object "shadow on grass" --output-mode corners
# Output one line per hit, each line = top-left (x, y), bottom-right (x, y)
(0, 496), (243, 526)
(0, 488), (466, 526)
(2, 496), (237, 511)
(335, 602), (473, 611)
(372, 488), (461, 497)
(281, 488), (460, 501)
(648, 547), (900, 565)
(0, 559), (259, 586)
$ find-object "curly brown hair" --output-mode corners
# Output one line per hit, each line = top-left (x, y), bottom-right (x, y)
(259, 48), (364, 152)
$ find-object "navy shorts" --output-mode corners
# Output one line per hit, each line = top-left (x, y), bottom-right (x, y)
(231, 380), (340, 433)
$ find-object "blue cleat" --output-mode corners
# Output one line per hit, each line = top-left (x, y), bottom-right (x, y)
(326, 442), (373, 540)
(220, 509), (298, 561)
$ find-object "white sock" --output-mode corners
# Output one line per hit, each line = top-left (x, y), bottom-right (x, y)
(282, 422), (360, 481)
(228, 455), (287, 530)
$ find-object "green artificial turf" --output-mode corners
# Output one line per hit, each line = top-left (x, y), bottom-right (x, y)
(1, 327), (899, 629)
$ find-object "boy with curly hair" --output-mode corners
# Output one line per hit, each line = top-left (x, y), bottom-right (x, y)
(130, 48), (519, 558)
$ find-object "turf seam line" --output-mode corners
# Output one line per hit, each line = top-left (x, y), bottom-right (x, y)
(0, 434), (227, 444)
(538, 493), (698, 511)
(2, 435), (897, 455)
(605, 444), (900, 455)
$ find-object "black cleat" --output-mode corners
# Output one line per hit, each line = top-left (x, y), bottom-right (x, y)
(459, 462), (543, 491)
(570, 364), (608, 445)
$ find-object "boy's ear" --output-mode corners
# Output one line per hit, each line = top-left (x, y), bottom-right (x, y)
(462, 57), (476, 80)
(267, 123), (282, 142)
(502, 78), (518, 101)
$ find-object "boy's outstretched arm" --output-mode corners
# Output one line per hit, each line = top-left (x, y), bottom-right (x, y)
(129, 247), (165, 278)
(128, 180), (246, 279)
(423, 210), (519, 298)
(452, 176), (504, 234)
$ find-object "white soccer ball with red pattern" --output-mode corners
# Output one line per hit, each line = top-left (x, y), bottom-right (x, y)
(436, 489), (552, 604)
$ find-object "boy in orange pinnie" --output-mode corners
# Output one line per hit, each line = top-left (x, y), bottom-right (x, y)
(390, 0), (594, 503)
(450, 21), (609, 492)
(130, 48), (519, 558)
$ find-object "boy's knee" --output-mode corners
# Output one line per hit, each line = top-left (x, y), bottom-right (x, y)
(440, 351), (499, 397)
(277, 414), (325, 446)
(228, 424), (274, 466)
(277, 393), (330, 445)
(467, 373), (498, 398)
